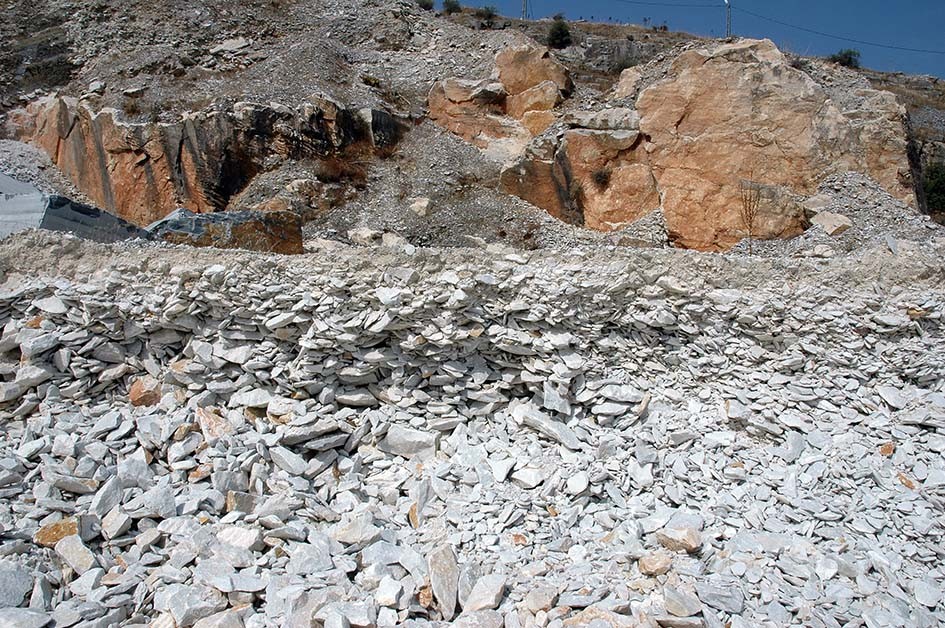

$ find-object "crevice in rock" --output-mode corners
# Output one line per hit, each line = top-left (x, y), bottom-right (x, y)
(906, 113), (930, 216)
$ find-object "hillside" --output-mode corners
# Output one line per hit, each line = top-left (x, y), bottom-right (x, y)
(2, 0), (943, 251)
(0, 3), (944, 628)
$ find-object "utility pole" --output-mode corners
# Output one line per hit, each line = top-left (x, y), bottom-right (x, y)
(521, 0), (528, 20)
(725, 0), (732, 38)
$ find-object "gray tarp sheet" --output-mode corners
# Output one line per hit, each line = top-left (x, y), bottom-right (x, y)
(0, 172), (149, 243)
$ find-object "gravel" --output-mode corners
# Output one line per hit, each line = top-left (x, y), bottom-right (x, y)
(0, 141), (91, 204)
(0, 230), (942, 626)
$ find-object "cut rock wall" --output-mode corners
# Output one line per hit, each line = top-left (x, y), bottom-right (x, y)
(5, 96), (406, 226)
(495, 39), (918, 250)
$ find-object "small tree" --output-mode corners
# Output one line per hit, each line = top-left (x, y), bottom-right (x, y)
(442, 0), (461, 14)
(827, 48), (861, 68)
(739, 176), (762, 255)
(548, 14), (572, 49)
(417, 0), (433, 9)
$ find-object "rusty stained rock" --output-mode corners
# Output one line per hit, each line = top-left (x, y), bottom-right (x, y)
(428, 43), (572, 162)
(147, 208), (304, 255)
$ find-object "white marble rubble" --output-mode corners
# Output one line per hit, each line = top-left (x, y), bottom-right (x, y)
(0, 241), (942, 628)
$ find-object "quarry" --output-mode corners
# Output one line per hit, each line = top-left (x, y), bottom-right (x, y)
(0, 0), (944, 627)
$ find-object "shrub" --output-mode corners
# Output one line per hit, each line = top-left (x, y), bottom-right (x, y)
(739, 176), (762, 255)
(442, 0), (461, 14)
(827, 48), (861, 68)
(417, 0), (433, 9)
(475, 5), (497, 20)
(592, 168), (611, 190)
(925, 161), (945, 214)
(548, 14), (572, 49)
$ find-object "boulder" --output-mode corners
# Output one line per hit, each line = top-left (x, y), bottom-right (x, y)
(811, 211), (853, 236)
(347, 227), (383, 246)
(147, 209), (303, 254)
(428, 44), (572, 161)
(565, 108), (640, 131)
(611, 68), (642, 100)
(635, 38), (912, 249)
(500, 129), (658, 230)
(507, 81), (562, 120)
(520, 110), (557, 136)
(427, 79), (530, 162)
(493, 45), (573, 97)
(409, 197), (431, 217)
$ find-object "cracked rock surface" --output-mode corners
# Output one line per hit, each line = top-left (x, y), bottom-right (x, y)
(0, 230), (943, 627)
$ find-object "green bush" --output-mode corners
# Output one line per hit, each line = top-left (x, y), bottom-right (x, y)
(827, 48), (861, 68)
(925, 161), (945, 214)
(548, 14), (572, 49)
(442, 0), (461, 14)
(417, 0), (433, 9)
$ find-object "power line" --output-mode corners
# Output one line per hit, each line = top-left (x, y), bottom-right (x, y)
(609, 0), (718, 8)
(733, 6), (945, 55)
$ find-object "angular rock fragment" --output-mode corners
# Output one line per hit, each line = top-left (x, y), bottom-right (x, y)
(428, 545), (459, 620)
(54, 535), (96, 575)
(655, 527), (702, 554)
(379, 425), (437, 458)
(464, 574), (506, 612)
(129, 375), (162, 406)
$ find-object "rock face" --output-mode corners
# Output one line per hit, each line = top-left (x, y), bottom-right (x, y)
(636, 39), (913, 249)
(499, 39), (916, 250)
(147, 208), (304, 254)
(7, 96), (406, 226)
(428, 44), (571, 163)
(500, 112), (659, 231)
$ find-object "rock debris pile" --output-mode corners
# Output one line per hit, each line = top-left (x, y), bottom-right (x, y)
(0, 232), (943, 627)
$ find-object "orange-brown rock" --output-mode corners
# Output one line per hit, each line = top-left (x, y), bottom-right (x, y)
(494, 45), (573, 97)
(7, 96), (406, 226)
(507, 81), (562, 119)
(428, 44), (572, 161)
(611, 67), (642, 100)
(521, 111), (557, 136)
(636, 38), (913, 249)
(427, 79), (531, 162)
(129, 375), (162, 407)
(34, 518), (78, 547)
(500, 125), (658, 230)
(502, 39), (916, 250)
(147, 208), (304, 254)
(196, 407), (234, 442)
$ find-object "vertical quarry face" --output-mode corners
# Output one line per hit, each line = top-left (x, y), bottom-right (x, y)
(633, 39), (914, 250)
(488, 39), (917, 250)
(6, 96), (406, 226)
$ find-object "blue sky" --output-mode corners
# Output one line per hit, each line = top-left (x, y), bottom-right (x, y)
(459, 0), (945, 78)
